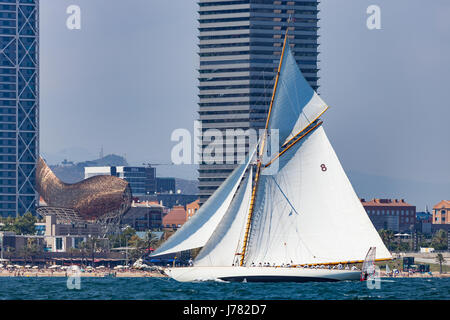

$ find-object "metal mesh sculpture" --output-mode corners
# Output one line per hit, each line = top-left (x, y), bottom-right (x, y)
(36, 157), (132, 222)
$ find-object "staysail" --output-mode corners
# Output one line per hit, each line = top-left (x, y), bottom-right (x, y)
(194, 168), (253, 267)
(268, 42), (328, 147)
(151, 149), (255, 257)
(244, 126), (392, 266)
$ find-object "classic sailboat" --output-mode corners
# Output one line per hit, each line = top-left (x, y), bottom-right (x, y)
(151, 31), (392, 282)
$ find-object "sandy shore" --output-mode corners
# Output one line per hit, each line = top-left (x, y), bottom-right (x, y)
(0, 270), (168, 278)
(380, 272), (450, 278)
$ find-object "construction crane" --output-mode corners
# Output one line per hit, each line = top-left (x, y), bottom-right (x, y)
(142, 162), (173, 168)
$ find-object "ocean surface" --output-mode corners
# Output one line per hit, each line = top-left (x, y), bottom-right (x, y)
(0, 277), (449, 300)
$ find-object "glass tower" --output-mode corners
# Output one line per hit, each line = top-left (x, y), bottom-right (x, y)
(198, 0), (320, 204)
(0, 0), (39, 217)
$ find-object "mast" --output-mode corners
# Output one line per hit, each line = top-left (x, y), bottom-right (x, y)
(239, 28), (290, 266)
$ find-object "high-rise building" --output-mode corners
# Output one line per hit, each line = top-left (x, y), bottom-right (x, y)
(198, 0), (320, 204)
(0, 0), (39, 217)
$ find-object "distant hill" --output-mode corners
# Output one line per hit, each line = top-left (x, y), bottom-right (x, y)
(50, 154), (128, 183)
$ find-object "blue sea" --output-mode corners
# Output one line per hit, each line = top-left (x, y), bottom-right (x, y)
(0, 277), (449, 300)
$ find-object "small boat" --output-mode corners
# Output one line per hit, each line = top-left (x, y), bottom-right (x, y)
(151, 29), (391, 283)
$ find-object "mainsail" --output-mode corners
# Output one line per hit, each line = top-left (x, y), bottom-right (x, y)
(194, 168), (253, 267)
(244, 127), (392, 266)
(151, 150), (255, 257)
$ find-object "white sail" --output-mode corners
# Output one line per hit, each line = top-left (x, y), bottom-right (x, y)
(244, 126), (391, 266)
(361, 247), (377, 280)
(268, 43), (328, 147)
(194, 168), (253, 267)
(151, 150), (255, 257)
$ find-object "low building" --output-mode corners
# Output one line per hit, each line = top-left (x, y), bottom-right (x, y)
(121, 201), (165, 231)
(162, 205), (188, 229)
(186, 200), (200, 219)
(0, 231), (46, 253)
(42, 214), (103, 252)
(432, 200), (450, 224)
(134, 194), (199, 209)
(361, 198), (416, 232)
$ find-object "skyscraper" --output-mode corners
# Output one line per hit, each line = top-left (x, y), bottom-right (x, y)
(198, 0), (320, 204)
(0, 0), (39, 217)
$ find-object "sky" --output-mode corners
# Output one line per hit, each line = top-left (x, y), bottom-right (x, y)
(39, 0), (450, 209)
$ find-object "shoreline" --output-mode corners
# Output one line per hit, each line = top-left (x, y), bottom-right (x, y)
(0, 270), (168, 278)
(1, 270), (449, 279)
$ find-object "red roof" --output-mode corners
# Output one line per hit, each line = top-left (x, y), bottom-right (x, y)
(360, 198), (415, 207)
(433, 200), (450, 210)
(162, 206), (188, 226)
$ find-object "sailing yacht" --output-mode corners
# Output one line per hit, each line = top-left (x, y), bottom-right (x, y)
(151, 31), (392, 282)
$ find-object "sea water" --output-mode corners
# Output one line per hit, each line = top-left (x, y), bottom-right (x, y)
(0, 277), (448, 300)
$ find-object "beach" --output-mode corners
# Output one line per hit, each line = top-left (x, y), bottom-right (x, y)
(0, 268), (167, 278)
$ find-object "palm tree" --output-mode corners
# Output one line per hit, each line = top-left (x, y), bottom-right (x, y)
(19, 238), (43, 265)
(128, 232), (161, 263)
(435, 253), (446, 274)
(431, 230), (448, 251)
(79, 237), (100, 267)
(379, 229), (395, 251)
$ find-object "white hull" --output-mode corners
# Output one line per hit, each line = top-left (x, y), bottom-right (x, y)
(164, 266), (361, 283)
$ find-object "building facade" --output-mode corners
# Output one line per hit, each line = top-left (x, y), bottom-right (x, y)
(0, 0), (39, 217)
(432, 200), (450, 224)
(186, 199), (200, 219)
(156, 177), (176, 194)
(121, 201), (165, 231)
(361, 198), (416, 232)
(162, 205), (188, 229)
(85, 166), (156, 196)
(197, 0), (320, 204)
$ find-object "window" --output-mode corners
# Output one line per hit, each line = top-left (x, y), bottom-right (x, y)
(56, 238), (63, 250)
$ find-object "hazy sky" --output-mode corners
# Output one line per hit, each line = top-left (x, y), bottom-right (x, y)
(39, 0), (450, 208)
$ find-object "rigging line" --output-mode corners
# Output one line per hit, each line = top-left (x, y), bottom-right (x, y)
(269, 175), (299, 216)
(281, 106), (329, 148)
(258, 27), (289, 158)
(264, 120), (323, 168)
(233, 167), (253, 259)
(239, 29), (289, 267)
